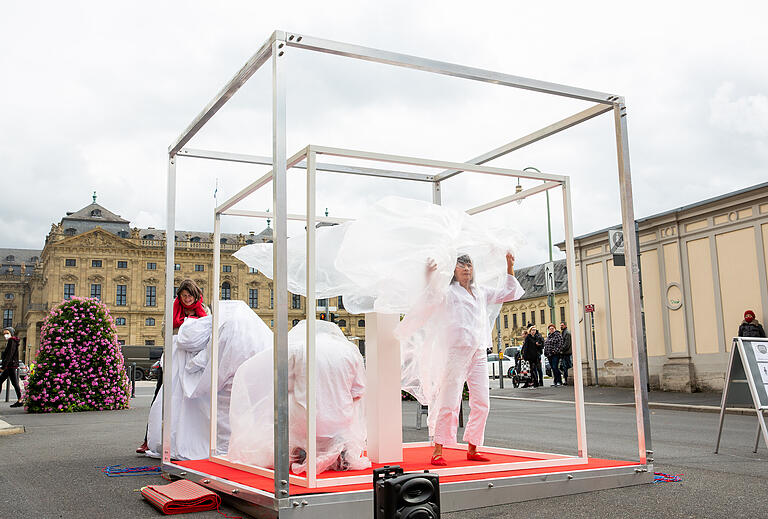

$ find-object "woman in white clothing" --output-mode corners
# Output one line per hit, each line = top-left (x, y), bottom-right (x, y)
(426, 252), (523, 466)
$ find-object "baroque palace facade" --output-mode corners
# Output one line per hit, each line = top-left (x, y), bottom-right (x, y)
(1, 197), (366, 362)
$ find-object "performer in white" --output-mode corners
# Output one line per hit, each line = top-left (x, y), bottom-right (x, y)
(399, 252), (523, 466)
(227, 320), (370, 474)
(146, 300), (271, 459)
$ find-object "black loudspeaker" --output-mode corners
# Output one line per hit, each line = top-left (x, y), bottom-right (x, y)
(373, 465), (440, 519)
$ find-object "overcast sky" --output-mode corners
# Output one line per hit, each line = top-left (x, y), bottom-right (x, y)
(1, 1), (766, 267)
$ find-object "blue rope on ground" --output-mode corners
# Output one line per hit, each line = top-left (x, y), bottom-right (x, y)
(100, 464), (162, 477)
(653, 472), (683, 483)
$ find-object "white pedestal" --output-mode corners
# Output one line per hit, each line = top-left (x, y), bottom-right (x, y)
(364, 312), (403, 463)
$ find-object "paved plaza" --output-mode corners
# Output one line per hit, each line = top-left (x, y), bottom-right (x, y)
(1, 381), (766, 518)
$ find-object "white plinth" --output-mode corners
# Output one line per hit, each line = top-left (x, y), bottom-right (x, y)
(364, 312), (403, 463)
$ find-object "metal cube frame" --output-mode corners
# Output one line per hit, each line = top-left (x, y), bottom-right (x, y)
(162, 30), (652, 513)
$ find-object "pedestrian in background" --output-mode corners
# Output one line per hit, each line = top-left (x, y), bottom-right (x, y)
(738, 310), (766, 338)
(522, 326), (543, 388)
(559, 322), (572, 385)
(1, 326), (24, 407)
(543, 324), (564, 387)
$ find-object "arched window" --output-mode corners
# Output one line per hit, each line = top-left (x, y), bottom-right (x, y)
(30, 256), (38, 262)
(5, 255), (14, 262)
(220, 237), (228, 244)
(246, 239), (255, 245)
(90, 209), (102, 217)
(143, 234), (155, 240)
(358, 319), (365, 328)
(292, 319), (300, 327)
(65, 228), (77, 236)
(337, 319), (346, 328)
(117, 231), (129, 238)
(190, 236), (201, 243)
(221, 281), (231, 300)
(145, 317), (155, 326)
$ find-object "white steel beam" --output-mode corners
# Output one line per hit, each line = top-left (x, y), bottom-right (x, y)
(466, 181), (560, 215)
(169, 32), (279, 157)
(209, 212), (222, 458)
(434, 103), (613, 181)
(285, 34), (617, 104)
(222, 209), (351, 224)
(161, 156), (177, 465)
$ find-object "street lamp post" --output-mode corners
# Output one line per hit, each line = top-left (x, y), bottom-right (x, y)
(523, 166), (556, 325)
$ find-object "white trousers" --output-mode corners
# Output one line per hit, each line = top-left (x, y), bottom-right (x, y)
(432, 347), (490, 447)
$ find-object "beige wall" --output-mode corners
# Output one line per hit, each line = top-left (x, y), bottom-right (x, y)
(569, 184), (768, 391)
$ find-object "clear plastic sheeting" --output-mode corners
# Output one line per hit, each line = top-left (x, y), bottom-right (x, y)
(227, 320), (370, 475)
(146, 301), (272, 459)
(232, 196), (524, 316)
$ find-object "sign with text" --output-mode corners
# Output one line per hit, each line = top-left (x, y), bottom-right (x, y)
(584, 304), (595, 313)
(714, 337), (768, 454)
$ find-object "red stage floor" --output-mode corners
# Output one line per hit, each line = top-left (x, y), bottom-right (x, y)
(176, 446), (639, 496)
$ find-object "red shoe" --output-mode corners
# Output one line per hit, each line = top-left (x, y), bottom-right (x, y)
(431, 455), (448, 466)
(136, 441), (149, 454)
(466, 452), (491, 462)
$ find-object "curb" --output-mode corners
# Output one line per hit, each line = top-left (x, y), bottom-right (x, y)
(0, 419), (25, 436)
(490, 395), (754, 415)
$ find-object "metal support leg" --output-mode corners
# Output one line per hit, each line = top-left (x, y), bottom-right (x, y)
(613, 101), (652, 464)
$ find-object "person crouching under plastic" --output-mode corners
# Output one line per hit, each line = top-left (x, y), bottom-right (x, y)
(429, 252), (524, 466)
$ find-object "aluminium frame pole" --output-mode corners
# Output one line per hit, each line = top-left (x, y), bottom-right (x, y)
(306, 150), (318, 486)
(272, 36), (290, 497)
(562, 179), (588, 458)
(162, 156), (177, 464)
(613, 100), (652, 464)
(209, 212), (222, 457)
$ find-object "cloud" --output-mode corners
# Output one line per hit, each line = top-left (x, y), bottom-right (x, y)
(709, 82), (768, 137)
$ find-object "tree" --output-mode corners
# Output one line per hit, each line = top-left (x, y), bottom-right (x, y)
(24, 297), (130, 412)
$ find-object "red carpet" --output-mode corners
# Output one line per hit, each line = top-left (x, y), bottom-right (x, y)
(175, 446), (639, 496)
(141, 479), (221, 514)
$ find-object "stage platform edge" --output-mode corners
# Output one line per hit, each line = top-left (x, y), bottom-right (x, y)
(163, 456), (653, 518)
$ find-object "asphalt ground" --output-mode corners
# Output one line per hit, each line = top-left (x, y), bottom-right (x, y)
(1, 381), (766, 518)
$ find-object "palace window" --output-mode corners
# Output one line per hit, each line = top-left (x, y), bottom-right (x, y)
(90, 284), (101, 300)
(270, 289), (274, 309)
(248, 288), (259, 309)
(117, 231), (129, 238)
(117, 339), (125, 345)
(115, 317), (126, 326)
(195, 264), (204, 272)
(337, 319), (347, 328)
(174, 263), (181, 271)
(116, 285), (127, 306)
(248, 267), (258, 274)
(503, 314), (508, 329)
(530, 311), (535, 325)
(222, 265), (232, 273)
(145, 286), (157, 306)
(117, 260), (128, 269)
(64, 284), (75, 300)
(560, 306), (566, 323)
(5, 293), (13, 300)
(91, 259), (102, 268)
(292, 319), (300, 326)
(146, 262), (156, 270)
(2, 309), (12, 328)
(143, 234), (155, 240)
(190, 236), (201, 243)
(221, 282), (231, 300)
(65, 258), (76, 267)
(317, 298), (327, 308)
(220, 238), (228, 244)
(65, 228), (76, 236)
(521, 312), (526, 326)
(540, 309), (546, 325)
(337, 295), (344, 310)
(292, 294), (301, 309)
(145, 317), (155, 326)
(145, 340), (155, 346)
(512, 313), (518, 329)
(357, 319), (365, 328)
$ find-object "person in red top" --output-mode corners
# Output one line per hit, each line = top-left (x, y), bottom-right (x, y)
(137, 279), (207, 453)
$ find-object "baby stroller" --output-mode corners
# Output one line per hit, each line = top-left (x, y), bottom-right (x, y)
(512, 351), (533, 388)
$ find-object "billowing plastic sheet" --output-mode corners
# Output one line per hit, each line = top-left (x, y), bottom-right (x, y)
(227, 320), (370, 474)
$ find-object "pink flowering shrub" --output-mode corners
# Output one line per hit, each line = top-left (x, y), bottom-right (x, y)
(24, 297), (130, 413)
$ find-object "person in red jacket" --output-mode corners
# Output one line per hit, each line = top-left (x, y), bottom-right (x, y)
(1, 326), (24, 408)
